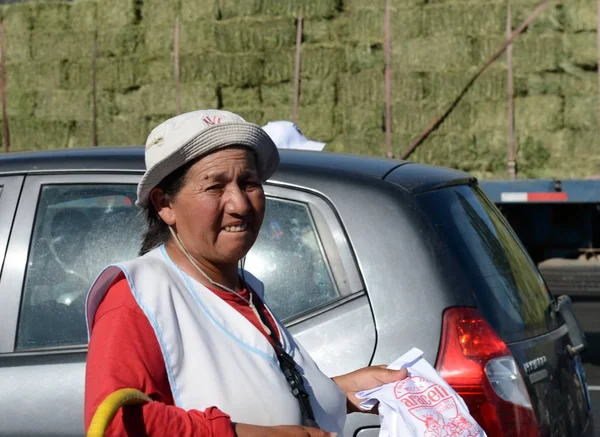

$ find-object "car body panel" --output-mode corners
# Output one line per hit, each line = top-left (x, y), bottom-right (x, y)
(508, 324), (592, 437)
(0, 351), (86, 437)
(0, 176), (23, 284)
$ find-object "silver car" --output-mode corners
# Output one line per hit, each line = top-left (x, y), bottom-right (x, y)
(0, 148), (594, 437)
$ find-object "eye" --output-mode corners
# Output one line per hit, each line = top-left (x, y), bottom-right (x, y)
(242, 180), (262, 190)
(206, 184), (224, 191)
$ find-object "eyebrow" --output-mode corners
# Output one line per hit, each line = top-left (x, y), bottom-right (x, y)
(202, 170), (259, 182)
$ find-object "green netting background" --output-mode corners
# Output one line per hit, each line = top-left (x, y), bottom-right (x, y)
(1, 0), (598, 178)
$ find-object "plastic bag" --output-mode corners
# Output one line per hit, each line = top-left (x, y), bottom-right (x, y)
(357, 348), (487, 437)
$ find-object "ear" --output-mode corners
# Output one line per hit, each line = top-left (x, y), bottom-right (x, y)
(150, 187), (177, 226)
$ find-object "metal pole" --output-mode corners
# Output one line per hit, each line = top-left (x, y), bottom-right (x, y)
(1, 19), (10, 153)
(384, 0), (393, 159)
(174, 16), (181, 116)
(597, 0), (600, 144)
(91, 31), (98, 147)
(507, 1), (516, 179)
(292, 15), (303, 123)
(400, 0), (553, 160)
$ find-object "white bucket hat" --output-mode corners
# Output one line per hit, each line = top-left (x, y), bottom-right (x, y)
(136, 109), (280, 208)
(262, 121), (326, 151)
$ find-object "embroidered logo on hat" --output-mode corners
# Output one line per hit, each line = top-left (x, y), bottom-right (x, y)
(203, 116), (223, 126)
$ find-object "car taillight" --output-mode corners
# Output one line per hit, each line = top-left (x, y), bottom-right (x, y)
(435, 307), (539, 437)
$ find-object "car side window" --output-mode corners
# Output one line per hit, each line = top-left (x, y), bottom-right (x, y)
(16, 187), (346, 349)
(244, 197), (340, 321)
(17, 184), (141, 350)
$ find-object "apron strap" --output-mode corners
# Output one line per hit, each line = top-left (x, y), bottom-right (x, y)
(250, 291), (320, 429)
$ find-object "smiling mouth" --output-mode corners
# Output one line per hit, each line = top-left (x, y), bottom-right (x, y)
(224, 223), (248, 233)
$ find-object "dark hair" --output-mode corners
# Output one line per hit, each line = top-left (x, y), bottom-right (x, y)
(139, 159), (198, 256)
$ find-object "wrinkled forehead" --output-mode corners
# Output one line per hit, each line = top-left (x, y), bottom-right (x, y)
(188, 145), (260, 177)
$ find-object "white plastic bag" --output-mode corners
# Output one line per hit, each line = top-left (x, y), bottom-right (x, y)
(357, 348), (487, 437)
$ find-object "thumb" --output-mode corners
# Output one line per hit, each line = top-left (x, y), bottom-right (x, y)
(376, 367), (408, 384)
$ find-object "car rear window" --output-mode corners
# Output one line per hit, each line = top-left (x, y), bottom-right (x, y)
(417, 184), (557, 342)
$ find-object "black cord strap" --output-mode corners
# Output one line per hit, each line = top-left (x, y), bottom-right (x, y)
(251, 292), (320, 429)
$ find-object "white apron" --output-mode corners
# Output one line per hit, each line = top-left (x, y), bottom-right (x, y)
(86, 245), (346, 434)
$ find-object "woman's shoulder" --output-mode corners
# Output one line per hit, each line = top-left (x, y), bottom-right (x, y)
(91, 276), (149, 331)
(96, 276), (144, 318)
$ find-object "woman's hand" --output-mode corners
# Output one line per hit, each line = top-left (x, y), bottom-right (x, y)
(234, 423), (336, 437)
(333, 365), (408, 414)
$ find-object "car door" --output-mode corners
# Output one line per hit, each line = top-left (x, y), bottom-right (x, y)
(249, 184), (379, 436)
(248, 184), (376, 378)
(0, 174), (142, 437)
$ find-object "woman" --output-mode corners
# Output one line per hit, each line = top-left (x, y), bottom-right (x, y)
(84, 110), (406, 437)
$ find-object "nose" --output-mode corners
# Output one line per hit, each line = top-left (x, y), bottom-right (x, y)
(224, 184), (251, 217)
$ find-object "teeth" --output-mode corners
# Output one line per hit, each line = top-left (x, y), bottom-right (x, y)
(225, 223), (248, 232)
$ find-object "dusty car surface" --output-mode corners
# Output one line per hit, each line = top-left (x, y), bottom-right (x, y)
(0, 147), (594, 437)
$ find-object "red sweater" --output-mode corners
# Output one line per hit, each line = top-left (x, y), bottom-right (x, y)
(84, 274), (279, 437)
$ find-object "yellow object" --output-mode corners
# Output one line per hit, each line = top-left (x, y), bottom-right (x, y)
(87, 388), (152, 437)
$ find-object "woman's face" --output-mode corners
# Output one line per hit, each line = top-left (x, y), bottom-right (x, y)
(153, 147), (266, 265)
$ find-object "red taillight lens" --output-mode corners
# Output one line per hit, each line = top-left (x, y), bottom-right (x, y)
(436, 307), (539, 437)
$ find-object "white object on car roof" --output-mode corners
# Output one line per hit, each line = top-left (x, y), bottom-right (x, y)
(262, 121), (326, 151)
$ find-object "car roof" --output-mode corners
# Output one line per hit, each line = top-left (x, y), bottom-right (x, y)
(0, 147), (149, 174)
(0, 146), (472, 193)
